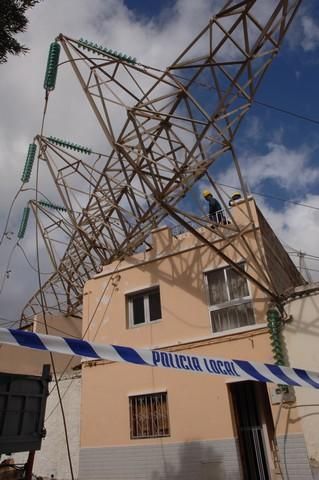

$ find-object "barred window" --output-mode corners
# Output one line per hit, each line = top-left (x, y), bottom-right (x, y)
(129, 392), (170, 439)
(127, 287), (162, 327)
(206, 263), (255, 333)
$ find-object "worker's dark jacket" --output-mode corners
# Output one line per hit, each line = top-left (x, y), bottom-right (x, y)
(207, 196), (223, 222)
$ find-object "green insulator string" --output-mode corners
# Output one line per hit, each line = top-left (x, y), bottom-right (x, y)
(17, 207), (30, 239)
(267, 308), (288, 393)
(44, 42), (61, 91)
(21, 143), (37, 183)
(77, 38), (137, 64)
(47, 136), (92, 155)
(267, 308), (285, 365)
(38, 200), (67, 212)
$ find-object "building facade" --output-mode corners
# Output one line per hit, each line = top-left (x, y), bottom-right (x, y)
(284, 287), (319, 479)
(79, 198), (313, 480)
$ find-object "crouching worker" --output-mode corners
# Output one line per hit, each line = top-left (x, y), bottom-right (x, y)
(228, 191), (242, 206)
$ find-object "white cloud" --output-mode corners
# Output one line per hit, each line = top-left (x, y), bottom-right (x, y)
(220, 142), (319, 192)
(300, 16), (319, 52)
(286, 3), (319, 53)
(241, 116), (263, 144)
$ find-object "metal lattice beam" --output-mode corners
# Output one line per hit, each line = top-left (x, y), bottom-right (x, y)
(21, 0), (302, 320)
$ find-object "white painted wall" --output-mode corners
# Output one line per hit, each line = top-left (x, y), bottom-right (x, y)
(284, 288), (319, 474)
(14, 373), (81, 480)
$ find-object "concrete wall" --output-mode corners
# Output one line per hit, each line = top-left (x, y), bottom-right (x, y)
(0, 315), (82, 480)
(277, 433), (313, 480)
(284, 289), (319, 476)
(78, 438), (241, 480)
(78, 434), (314, 480)
(14, 373), (81, 480)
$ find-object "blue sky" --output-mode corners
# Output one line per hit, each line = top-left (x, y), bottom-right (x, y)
(0, 0), (319, 322)
(123, 0), (319, 212)
(124, 0), (175, 19)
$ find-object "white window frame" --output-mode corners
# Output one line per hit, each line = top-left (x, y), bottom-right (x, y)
(127, 286), (162, 328)
(205, 263), (255, 333)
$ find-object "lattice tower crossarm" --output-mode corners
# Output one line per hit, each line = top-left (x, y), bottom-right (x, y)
(21, 0), (302, 321)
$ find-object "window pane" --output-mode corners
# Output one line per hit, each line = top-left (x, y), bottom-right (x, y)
(129, 393), (169, 439)
(227, 266), (249, 300)
(149, 289), (162, 322)
(132, 295), (145, 325)
(211, 302), (255, 333)
(206, 269), (228, 305)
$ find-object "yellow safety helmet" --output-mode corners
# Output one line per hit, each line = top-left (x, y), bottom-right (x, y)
(202, 189), (212, 198)
(231, 191), (241, 201)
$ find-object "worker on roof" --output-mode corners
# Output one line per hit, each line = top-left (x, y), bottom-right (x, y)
(229, 191), (242, 206)
(202, 190), (225, 224)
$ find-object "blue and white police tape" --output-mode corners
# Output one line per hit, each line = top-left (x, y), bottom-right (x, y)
(1, 327), (319, 389)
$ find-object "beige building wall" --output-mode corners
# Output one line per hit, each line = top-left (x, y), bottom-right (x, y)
(79, 199), (312, 479)
(81, 331), (302, 446)
(0, 314), (82, 375)
(83, 230), (269, 350)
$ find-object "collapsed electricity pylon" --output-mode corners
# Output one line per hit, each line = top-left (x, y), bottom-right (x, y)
(21, 0), (302, 321)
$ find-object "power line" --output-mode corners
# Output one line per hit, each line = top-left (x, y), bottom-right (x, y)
(0, 317), (77, 336)
(45, 259), (122, 413)
(0, 243), (18, 296)
(34, 95), (75, 480)
(297, 252), (319, 260)
(281, 240), (319, 262)
(254, 99), (319, 127)
(0, 319), (20, 329)
(0, 315), (15, 322)
(288, 252), (319, 262)
(65, 42), (319, 130)
(17, 243), (54, 275)
(293, 264), (319, 275)
(164, 68), (319, 128)
(45, 375), (78, 422)
(0, 185), (23, 246)
(216, 181), (319, 212)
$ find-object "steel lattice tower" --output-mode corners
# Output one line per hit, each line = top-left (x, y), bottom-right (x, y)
(21, 0), (302, 321)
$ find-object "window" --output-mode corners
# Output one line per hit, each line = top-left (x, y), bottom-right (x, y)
(127, 287), (162, 327)
(206, 263), (255, 333)
(129, 392), (170, 439)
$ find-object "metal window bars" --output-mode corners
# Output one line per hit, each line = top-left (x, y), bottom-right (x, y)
(129, 392), (170, 439)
